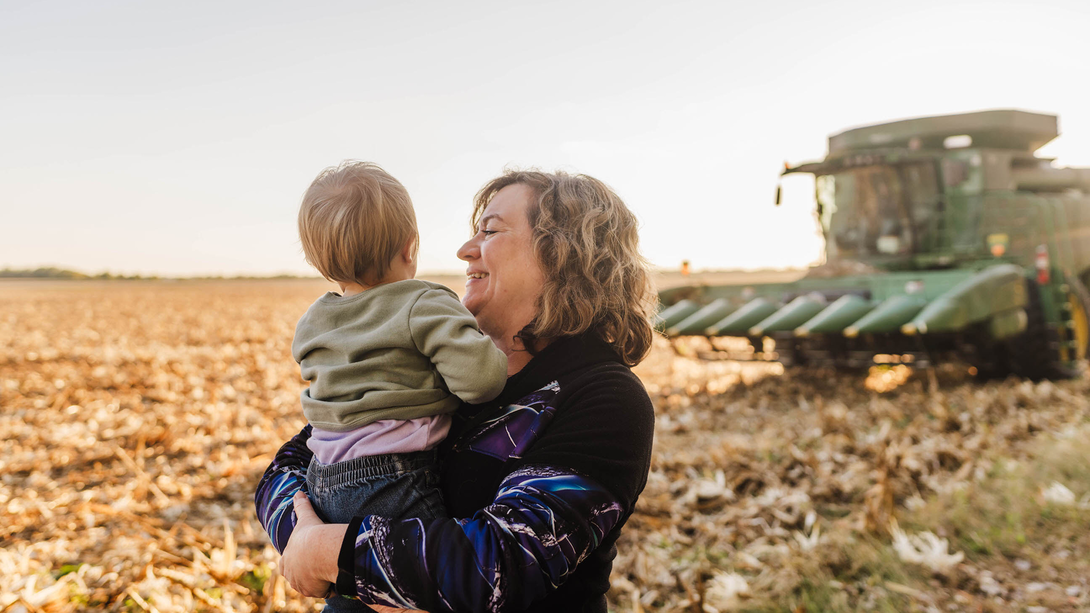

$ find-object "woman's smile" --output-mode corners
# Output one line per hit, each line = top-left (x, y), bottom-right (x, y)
(457, 183), (544, 344)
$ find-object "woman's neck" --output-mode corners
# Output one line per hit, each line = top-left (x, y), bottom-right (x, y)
(503, 346), (534, 377)
(488, 329), (550, 376)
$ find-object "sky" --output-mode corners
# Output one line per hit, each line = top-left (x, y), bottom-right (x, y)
(3, 0), (1090, 277)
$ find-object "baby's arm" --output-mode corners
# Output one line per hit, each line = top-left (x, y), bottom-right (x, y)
(409, 288), (507, 404)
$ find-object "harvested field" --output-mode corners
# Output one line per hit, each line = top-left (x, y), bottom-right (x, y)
(2, 279), (1089, 612)
(651, 269), (806, 291)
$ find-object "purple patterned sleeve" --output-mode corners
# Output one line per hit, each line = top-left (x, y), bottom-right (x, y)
(254, 425), (313, 553)
(341, 465), (625, 612)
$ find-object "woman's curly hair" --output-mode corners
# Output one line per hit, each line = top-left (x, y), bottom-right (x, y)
(472, 169), (656, 366)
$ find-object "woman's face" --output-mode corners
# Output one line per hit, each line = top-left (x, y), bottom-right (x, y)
(457, 183), (545, 343)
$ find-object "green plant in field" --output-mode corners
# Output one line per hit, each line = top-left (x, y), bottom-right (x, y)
(239, 564), (274, 593)
(720, 531), (929, 612)
(68, 584), (90, 607)
(900, 427), (1090, 571)
(53, 563), (83, 579)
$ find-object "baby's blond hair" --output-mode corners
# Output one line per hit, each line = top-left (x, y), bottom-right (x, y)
(298, 161), (418, 286)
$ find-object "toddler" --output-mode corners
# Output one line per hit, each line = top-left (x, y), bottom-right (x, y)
(291, 161), (507, 611)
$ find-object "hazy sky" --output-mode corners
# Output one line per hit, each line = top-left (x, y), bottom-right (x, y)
(3, 0), (1090, 276)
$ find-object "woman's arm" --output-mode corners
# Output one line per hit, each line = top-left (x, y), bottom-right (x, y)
(254, 424), (314, 553)
(276, 466), (621, 611)
(271, 366), (654, 612)
(336, 465), (624, 612)
(333, 368), (654, 612)
(258, 428), (415, 604)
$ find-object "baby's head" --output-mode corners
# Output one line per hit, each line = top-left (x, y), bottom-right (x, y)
(298, 161), (419, 287)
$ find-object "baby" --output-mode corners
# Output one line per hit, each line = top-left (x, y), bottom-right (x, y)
(290, 161), (507, 610)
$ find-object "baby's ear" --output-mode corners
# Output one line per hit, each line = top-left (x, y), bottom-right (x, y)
(400, 237), (417, 263)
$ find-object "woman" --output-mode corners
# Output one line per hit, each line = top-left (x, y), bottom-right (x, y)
(256, 170), (657, 612)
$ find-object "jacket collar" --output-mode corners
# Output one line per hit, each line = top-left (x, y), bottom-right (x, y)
(496, 333), (622, 405)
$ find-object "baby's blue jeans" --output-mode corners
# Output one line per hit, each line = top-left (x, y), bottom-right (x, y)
(306, 449), (446, 613)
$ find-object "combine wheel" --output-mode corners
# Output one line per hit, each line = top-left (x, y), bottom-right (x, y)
(1067, 273), (1090, 361)
(1008, 277), (1090, 380)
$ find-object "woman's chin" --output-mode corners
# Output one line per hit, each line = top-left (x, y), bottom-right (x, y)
(461, 295), (484, 318)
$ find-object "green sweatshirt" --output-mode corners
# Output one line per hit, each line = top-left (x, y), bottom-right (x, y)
(291, 279), (508, 432)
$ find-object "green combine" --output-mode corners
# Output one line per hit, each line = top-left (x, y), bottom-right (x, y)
(658, 110), (1090, 379)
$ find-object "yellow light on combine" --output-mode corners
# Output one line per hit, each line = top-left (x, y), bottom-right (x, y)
(987, 233), (1009, 258)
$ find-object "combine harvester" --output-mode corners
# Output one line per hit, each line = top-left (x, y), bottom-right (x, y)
(658, 110), (1090, 378)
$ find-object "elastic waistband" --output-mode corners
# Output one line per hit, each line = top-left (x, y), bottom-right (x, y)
(307, 449), (438, 488)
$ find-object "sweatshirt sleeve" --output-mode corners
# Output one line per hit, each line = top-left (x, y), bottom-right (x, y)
(409, 288), (508, 405)
(337, 367), (655, 612)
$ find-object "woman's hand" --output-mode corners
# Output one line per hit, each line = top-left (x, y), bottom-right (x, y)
(279, 492), (426, 612)
(278, 491), (344, 598)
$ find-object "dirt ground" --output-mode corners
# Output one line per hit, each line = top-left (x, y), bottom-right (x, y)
(2, 277), (1088, 612)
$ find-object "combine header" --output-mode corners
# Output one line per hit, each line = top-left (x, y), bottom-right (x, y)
(658, 110), (1090, 378)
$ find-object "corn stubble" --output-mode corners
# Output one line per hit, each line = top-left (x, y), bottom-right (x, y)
(2, 280), (1088, 612)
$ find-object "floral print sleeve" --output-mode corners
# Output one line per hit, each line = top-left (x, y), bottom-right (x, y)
(252, 429), (626, 612)
(342, 465), (624, 612)
(254, 424), (312, 553)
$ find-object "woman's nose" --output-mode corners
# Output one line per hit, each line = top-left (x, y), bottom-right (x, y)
(457, 237), (479, 261)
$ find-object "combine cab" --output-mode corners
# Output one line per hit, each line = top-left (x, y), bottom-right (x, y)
(659, 110), (1090, 378)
